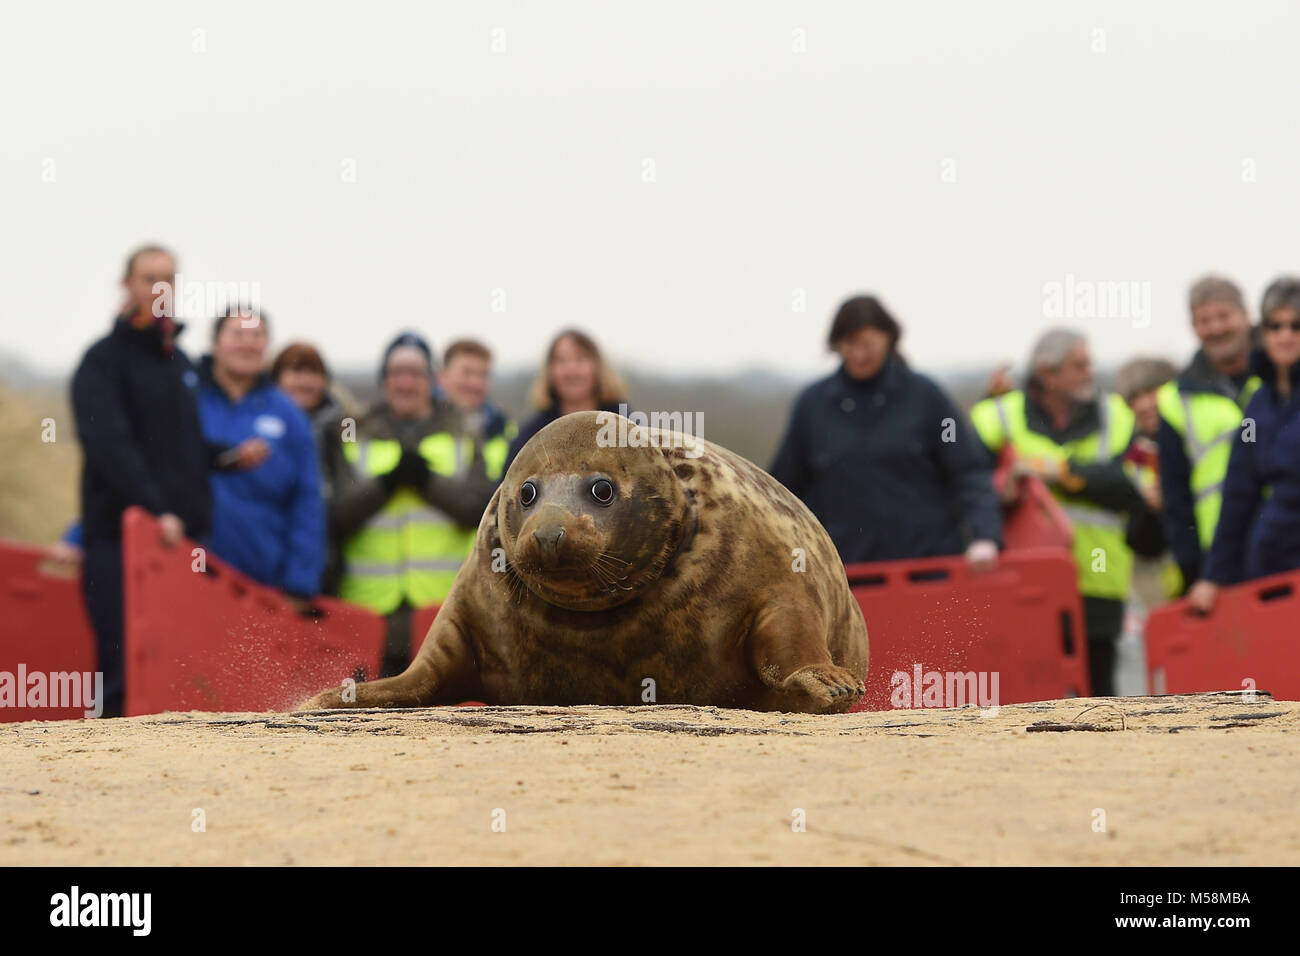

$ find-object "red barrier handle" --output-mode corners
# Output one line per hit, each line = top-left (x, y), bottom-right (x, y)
(1255, 580), (1295, 604)
(1169, 574), (1296, 622)
(845, 547), (1075, 591)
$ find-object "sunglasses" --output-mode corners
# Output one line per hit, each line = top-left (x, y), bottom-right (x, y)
(1263, 319), (1300, 333)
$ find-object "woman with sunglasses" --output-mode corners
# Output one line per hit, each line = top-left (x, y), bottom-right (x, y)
(1191, 276), (1300, 612)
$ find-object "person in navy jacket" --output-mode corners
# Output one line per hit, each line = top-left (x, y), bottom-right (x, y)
(1192, 277), (1300, 612)
(770, 295), (1002, 568)
(71, 245), (212, 717)
(196, 306), (326, 604)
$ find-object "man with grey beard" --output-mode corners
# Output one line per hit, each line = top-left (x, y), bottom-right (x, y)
(971, 330), (1149, 696)
(1155, 276), (1262, 596)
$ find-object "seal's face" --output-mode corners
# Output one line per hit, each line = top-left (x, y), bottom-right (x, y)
(499, 413), (690, 611)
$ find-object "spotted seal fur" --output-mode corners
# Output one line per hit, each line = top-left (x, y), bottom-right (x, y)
(300, 411), (868, 713)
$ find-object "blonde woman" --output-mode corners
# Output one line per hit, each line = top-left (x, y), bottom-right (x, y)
(505, 329), (628, 472)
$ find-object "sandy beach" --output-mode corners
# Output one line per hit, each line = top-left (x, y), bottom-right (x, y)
(2, 691), (1295, 866)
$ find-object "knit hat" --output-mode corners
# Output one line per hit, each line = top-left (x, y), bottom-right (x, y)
(380, 331), (435, 382)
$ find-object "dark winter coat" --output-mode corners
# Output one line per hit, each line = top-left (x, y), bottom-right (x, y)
(769, 358), (1001, 564)
(71, 317), (212, 542)
(1202, 353), (1300, 585)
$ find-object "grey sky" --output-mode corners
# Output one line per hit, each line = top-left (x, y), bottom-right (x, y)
(3, 0), (1298, 381)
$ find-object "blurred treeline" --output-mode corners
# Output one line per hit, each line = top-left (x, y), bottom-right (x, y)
(0, 362), (1021, 545)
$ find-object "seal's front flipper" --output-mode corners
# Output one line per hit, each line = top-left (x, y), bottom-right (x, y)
(295, 659), (442, 711)
(746, 605), (865, 714)
(295, 607), (480, 711)
(779, 664), (866, 713)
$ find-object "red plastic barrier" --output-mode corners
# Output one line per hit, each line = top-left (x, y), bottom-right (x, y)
(122, 508), (385, 715)
(1146, 570), (1300, 700)
(408, 552), (1088, 711)
(406, 606), (485, 705)
(993, 448), (1073, 551)
(410, 604), (440, 660)
(1001, 476), (1073, 552)
(846, 547), (1089, 711)
(0, 540), (98, 721)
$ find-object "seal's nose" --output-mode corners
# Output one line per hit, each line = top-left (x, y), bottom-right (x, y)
(533, 527), (566, 553)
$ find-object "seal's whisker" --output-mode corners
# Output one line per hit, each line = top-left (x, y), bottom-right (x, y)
(588, 561), (622, 594)
(592, 559), (634, 586)
(499, 565), (528, 604)
(589, 558), (633, 591)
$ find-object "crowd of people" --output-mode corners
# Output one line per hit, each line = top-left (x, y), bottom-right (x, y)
(770, 279), (1300, 696)
(61, 244), (1300, 715)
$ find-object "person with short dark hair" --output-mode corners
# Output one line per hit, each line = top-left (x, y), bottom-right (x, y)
(1117, 357), (1179, 434)
(196, 306), (326, 606)
(1192, 277), (1300, 612)
(443, 338), (491, 367)
(272, 341), (354, 595)
(272, 342), (334, 420)
(437, 339), (515, 484)
(1115, 356), (1180, 592)
(771, 295), (1001, 569)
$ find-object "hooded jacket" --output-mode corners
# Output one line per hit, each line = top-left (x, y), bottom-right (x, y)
(195, 357), (325, 597)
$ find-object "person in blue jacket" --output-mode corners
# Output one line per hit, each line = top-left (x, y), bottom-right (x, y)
(769, 295), (1002, 568)
(196, 306), (326, 605)
(69, 247), (275, 716)
(1192, 276), (1300, 612)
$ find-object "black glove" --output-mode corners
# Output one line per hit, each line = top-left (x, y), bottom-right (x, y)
(380, 448), (431, 493)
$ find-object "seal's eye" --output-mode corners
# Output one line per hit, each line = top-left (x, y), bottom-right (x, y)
(591, 478), (615, 505)
(520, 480), (538, 507)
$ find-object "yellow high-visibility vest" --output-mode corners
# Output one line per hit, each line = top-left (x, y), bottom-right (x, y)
(971, 390), (1136, 601)
(339, 433), (474, 614)
(1155, 376), (1261, 551)
(483, 422), (516, 482)
(441, 422), (517, 568)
